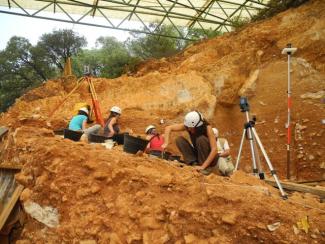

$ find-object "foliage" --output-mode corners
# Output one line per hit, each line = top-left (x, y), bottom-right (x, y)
(251, 0), (309, 21)
(185, 28), (222, 41)
(37, 29), (87, 71)
(126, 23), (184, 59)
(0, 37), (55, 112)
(230, 16), (251, 30)
(73, 36), (140, 78)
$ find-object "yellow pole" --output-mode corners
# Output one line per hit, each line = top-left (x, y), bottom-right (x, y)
(63, 57), (72, 77)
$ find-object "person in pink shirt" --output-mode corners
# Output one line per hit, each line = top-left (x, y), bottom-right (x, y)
(145, 125), (165, 157)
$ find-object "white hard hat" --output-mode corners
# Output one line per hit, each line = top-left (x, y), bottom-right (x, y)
(110, 106), (122, 115)
(184, 111), (204, 128)
(212, 128), (219, 137)
(145, 125), (156, 134)
(79, 107), (89, 115)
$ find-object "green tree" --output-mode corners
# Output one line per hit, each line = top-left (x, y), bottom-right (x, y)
(37, 29), (87, 71)
(73, 36), (140, 78)
(126, 23), (184, 59)
(252, 0), (309, 21)
(4, 36), (49, 81)
(96, 36), (133, 77)
(0, 36), (57, 112)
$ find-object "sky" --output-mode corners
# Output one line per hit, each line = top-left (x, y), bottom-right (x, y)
(0, 7), (142, 50)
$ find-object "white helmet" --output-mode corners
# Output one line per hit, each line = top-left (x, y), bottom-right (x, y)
(212, 128), (219, 138)
(184, 111), (204, 128)
(110, 106), (122, 115)
(145, 125), (156, 134)
(79, 107), (89, 115)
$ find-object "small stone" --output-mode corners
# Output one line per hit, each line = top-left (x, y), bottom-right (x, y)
(184, 234), (197, 243)
(91, 185), (101, 194)
(259, 101), (266, 106)
(126, 233), (142, 243)
(76, 188), (91, 198)
(311, 234), (317, 239)
(308, 155), (315, 161)
(267, 222), (281, 232)
(80, 240), (96, 244)
(62, 195), (68, 202)
(293, 225), (300, 235)
(20, 188), (32, 202)
(221, 212), (238, 225)
(31, 114), (41, 120)
(140, 216), (161, 229)
(297, 154), (304, 159)
(256, 223), (266, 230)
(93, 172), (109, 180)
(84, 161), (98, 170)
(302, 119), (310, 123)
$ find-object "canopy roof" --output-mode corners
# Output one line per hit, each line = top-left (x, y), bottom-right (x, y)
(0, 0), (270, 40)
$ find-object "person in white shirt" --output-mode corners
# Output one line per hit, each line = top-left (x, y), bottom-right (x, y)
(212, 128), (234, 176)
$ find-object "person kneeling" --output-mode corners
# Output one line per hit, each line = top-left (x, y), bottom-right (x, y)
(68, 107), (101, 139)
(162, 111), (218, 175)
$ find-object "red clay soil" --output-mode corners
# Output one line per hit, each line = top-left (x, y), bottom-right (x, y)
(0, 0), (324, 243)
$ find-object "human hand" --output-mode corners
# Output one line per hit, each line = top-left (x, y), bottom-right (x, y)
(194, 165), (204, 171)
(161, 142), (168, 149)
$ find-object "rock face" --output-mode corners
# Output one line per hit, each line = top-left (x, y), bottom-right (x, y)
(1, 0), (325, 243)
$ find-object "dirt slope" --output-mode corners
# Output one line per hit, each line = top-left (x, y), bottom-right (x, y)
(0, 0), (324, 243)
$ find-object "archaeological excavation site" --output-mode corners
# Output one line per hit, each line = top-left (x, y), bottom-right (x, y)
(0, 0), (324, 243)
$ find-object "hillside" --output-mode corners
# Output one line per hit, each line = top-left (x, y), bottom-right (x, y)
(0, 0), (324, 243)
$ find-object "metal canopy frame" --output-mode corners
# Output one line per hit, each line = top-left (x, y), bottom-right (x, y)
(0, 0), (270, 40)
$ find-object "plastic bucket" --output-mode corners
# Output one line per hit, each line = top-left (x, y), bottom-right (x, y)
(64, 129), (83, 141)
(112, 133), (128, 145)
(88, 133), (110, 143)
(123, 134), (149, 154)
(53, 129), (64, 135)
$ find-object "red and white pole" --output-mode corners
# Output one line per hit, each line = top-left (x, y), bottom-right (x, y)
(282, 44), (297, 179)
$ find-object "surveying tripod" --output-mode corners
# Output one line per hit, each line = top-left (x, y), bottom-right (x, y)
(235, 97), (287, 199)
(49, 72), (105, 127)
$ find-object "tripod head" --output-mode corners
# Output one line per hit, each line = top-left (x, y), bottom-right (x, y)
(83, 65), (91, 76)
(239, 96), (250, 112)
(281, 43), (297, 55)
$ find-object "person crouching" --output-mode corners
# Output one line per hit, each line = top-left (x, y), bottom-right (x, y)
(162, 111), (218, 175)
(145, 125), (165, 157)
